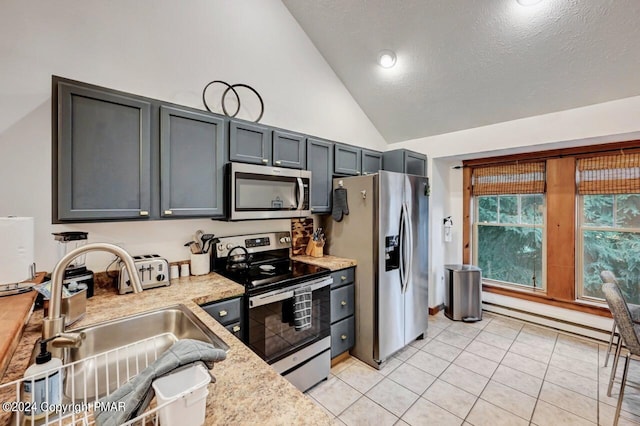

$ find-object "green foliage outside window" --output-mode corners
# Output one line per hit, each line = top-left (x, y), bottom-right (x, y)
(476, 195), (544, 288)
(581, 194), (640, 304)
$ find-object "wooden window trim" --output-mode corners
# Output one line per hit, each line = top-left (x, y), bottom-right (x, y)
(463, 140), (640, 317)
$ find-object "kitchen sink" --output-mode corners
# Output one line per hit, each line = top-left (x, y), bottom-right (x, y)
(29, 304), (228, 400)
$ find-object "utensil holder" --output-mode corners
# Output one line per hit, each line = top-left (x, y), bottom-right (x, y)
(190, 253), (210, 276)
(43, 288), (87, 326)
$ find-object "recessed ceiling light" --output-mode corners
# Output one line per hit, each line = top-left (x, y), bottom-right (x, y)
(516, 0), (542, 5)
(378, 50), (397, 68)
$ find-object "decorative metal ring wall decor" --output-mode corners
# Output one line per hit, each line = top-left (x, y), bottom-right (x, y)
(202, 80), (264, 123)
(202, 80), (240, 117)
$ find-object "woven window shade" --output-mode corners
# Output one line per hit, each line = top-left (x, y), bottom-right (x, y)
(472, 162), (546, 195)
(577, 153), (640, 194)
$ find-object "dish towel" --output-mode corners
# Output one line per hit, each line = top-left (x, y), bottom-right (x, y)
(293, 286), (313, 331)
(332, 187), (349, 222)
(93, 339), (227, 426)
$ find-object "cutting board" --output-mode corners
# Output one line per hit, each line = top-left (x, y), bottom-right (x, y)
(0, 272), (45, 378)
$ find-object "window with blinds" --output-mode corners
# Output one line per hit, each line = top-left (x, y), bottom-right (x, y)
(472, 162), (546, 196)
(472, 162), (546, 290)
(577, 153), (640, 194)
(577, 152), (640, 304)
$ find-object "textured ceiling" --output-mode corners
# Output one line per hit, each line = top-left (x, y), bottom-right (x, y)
(282, 0), (640, 143)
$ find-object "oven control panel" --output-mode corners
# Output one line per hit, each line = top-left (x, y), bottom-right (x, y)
(215, 232), (291, 258)
(245, 237), (270, 248)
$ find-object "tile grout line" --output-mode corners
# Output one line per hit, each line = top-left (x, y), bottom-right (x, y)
(533, 331), (601, 425)
(314, 312), (629, 426)
(461, 318), (532, 425)
(527, 328), (558, 425)
(381, 317), (467, 423)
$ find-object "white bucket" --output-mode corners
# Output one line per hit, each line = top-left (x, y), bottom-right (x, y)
(152, 363), (211, 426)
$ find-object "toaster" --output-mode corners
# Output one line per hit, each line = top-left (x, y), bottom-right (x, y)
(118, 254), (170, 294)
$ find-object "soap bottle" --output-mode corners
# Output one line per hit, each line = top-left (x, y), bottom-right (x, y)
(23, 338), (63, 419)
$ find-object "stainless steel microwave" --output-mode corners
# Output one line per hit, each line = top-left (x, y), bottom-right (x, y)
(227, 162), (311, 220)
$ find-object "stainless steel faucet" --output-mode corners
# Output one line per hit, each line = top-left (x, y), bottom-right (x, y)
(43, 243), (143, 341)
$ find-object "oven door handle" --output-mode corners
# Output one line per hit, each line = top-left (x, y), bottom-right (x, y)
(249, 276), (332, 308)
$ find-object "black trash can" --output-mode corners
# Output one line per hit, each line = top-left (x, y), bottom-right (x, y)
(444, 264), (482, 322)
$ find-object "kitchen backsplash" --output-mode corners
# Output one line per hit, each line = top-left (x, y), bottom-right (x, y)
(291, 218), (314, 255)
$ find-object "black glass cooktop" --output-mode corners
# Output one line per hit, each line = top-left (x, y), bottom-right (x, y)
(220, 259), (330, 293)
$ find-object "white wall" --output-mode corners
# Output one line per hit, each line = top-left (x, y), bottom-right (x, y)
(391, 95), (640, 328)
(0, 0), (386, 272)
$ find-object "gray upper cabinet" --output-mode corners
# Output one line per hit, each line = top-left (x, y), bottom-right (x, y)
(307, 138), (334, 214)
(272, 130), (306, 169)
(229, 120), (272, 165)
(334, 144), (362, 176)
(383, 149), (428, 176)
(361, 149), (383, 175)
(55, 81), (152, 222)
(159, 106), (225, 218)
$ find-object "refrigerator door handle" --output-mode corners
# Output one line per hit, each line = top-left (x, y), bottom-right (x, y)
(403, 202), (413, 291)
(399, 205), (406, 292)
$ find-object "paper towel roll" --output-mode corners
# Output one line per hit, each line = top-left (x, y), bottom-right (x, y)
(0, 217), (34, 285)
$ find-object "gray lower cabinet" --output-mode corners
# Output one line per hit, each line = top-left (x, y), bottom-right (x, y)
(273, 130), (306, 169)
(331, 317), (355, 358)
(361, 149), (383, 175)
(334, 144), (362, 176)
(229, 119), (272, 165)
(382, 149), (428, 176)
(330, 268), (355, 289)
(330, 267), (356, 358)
(55, 81), (152, 222)
(307, 138), (334, 214)
(201, 297), (243, 339)
(160, 106), (225, 218)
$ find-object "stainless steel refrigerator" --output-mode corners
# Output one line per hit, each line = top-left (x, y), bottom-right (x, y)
(325, 171), (429, 369)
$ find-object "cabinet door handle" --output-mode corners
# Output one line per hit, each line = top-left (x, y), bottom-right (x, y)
(262, 158), (269, 164)
(219, 310), (228, 317)
(232, 325), (240, 333)
(341, 334), (348, 340)
(341, 300), (347, 307)
(164, 210), (173, 215)
(275, 160), (282, 165)
(139, 210), (149, 216)
(341, 276), (347, 281)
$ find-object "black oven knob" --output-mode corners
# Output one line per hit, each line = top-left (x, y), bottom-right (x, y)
(156, 274), (165, 282)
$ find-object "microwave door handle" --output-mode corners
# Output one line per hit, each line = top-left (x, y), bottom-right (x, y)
(296, 177), (304, 210)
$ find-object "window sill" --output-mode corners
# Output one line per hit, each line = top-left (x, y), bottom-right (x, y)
(482, 284), (611, 317)
(482, 280), (547, 295)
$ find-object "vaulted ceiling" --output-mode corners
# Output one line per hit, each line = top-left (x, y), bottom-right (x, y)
(282, 0), (640, 143)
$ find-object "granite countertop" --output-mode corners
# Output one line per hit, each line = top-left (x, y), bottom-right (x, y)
(0, 272), (333, 425)
(292, 254), (357, 271)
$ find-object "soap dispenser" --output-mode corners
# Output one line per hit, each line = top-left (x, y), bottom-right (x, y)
(23, 338), (63, 419)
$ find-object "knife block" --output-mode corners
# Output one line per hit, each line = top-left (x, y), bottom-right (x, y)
(305, 241), (324, 258)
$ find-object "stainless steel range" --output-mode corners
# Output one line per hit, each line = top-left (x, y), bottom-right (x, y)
(213, 231), (332, 392)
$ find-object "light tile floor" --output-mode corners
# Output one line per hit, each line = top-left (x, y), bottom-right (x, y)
(305, 311), (640, 425)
